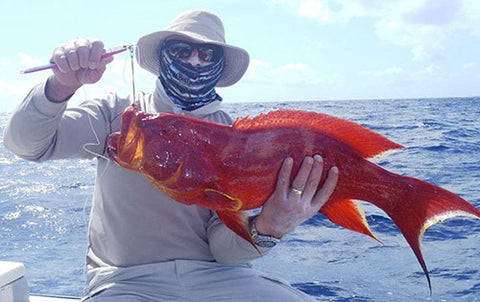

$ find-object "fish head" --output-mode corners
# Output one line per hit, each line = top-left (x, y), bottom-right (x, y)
(140, 113), (195, 177)
(107, 106), (199, 182)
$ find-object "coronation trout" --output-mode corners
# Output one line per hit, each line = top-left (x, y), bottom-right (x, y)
(107, 106), (480, 290)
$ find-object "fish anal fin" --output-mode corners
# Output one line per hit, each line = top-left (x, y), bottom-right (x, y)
(233, 110), (402, 158)
(204, 188), (243, 211)
(217, 210), (258, 252)
(321, 199), (380, 242)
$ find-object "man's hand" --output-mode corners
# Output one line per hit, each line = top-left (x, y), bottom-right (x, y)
(46, 37), (114, 102)
(254, 155), (339, 239)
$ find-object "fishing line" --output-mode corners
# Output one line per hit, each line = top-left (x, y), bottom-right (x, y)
(77, 65), (112, 163)
(82, 110), (111, 162)
(82, 45), (136, 163)
(79, 45), (137, 265)
(82, 195), (90, 282)
(79, 45), (137, 282)
(129, 45), (138, 105)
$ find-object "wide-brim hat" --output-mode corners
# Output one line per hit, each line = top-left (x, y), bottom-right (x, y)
(136, 10), (250, 87)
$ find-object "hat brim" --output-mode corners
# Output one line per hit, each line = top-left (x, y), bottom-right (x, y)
(136, 31), (250, 87)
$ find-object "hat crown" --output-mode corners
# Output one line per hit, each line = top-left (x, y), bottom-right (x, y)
(166, 10), (226, 43)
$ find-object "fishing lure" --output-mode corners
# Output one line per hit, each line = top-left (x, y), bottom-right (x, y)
(20, 45), (130, 74)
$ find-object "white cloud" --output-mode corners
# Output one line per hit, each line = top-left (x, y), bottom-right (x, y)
(246, 59), (270, 79)
(244, 59), (311, 86)
(273, 0), (387, 23)
(417, 64), (442, 77)
(269, 0), (480, 64)
(351, 63), (480, 99)
(359, 66), (405, 78)
(297, 0), (330, 22)
(462, 62), (478, 70)
(404, 0), (461, 26)
(279, 62), (308, 72)
(456, 0), (480, 37)
(278, 0), (462, 25)
(375, 20), (448, 62)
(17, 53), (44, 69)
(0, 80), (39, 102)
(411, 44), (446, 62)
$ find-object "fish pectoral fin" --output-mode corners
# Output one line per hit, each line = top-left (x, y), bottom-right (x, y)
(204, 188), (243, 211)
(217, 210), (258, 252)
(321, 199), (380, 242)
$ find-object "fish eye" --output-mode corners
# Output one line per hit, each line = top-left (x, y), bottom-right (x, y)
(163, 130), (168, 134)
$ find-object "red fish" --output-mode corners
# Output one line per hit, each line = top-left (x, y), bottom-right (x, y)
(107, 106), (480, 290)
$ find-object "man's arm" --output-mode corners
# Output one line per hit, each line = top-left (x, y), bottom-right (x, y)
(3, 38), (115, 161)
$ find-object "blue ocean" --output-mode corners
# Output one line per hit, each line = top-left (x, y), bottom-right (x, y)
(1, 97), (479, 301)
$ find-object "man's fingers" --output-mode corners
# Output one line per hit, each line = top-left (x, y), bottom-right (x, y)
(88, 39), (105, 69)
(66, 49), (80, 71)
(302, 155), (324, 201)
(75, 37), (91, 69)
(52, 46), (69, 73)
(51, 38), (98, 72)
(312, 166), (339, 209)
(289, 156), (314, 197)
(275, 157), (294, 197)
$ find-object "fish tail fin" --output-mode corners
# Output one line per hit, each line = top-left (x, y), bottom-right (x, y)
(321, 199), (380, 242)
(383, 176), (480, 292)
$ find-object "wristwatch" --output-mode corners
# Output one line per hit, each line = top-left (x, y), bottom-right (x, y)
(250, 218), (280, 248)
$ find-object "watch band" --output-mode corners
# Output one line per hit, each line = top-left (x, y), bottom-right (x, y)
(250, 218), (280, 248)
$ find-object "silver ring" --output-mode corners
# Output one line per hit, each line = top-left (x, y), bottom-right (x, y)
(290, 188), (303, 195)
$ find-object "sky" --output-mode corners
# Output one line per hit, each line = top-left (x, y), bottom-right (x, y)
(1, 0), (480, 112)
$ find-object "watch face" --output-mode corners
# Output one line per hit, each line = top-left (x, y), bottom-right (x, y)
(250, 219), (279, 248)
(255, 239), (277, 248)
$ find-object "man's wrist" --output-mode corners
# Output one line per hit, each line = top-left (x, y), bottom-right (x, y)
(251, 216), (283, 239)
(45, 75), (81, 103)
(250, 217), (280, 248)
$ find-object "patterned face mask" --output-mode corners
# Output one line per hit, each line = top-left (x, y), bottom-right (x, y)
(158, 40), (224, 111)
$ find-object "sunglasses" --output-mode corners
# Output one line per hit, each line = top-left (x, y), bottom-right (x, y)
(165, 40), (223, 63)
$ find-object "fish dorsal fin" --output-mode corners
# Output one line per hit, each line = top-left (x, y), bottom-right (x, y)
(233, 109), (403, 158)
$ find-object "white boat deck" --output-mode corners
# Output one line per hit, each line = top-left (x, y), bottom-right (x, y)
(0, 261), (81, 302)
(30, 295), (80, 301)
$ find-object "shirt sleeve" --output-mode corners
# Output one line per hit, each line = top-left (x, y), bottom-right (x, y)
(3, 81), (125, 161)
(206, 210), (273, 264)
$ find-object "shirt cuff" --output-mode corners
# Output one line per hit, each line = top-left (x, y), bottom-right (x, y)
(30, 80), (69, 118)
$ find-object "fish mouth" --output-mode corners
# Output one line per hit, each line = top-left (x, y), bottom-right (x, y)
(107, 106), (145, 170)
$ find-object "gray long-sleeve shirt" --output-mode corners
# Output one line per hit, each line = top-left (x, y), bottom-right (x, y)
(3, 79), (269, 270)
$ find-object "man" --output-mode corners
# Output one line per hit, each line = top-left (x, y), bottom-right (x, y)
(4, 10), (338, 301)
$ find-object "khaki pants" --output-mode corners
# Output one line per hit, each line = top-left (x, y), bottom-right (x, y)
(82, 260), (316, 302)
